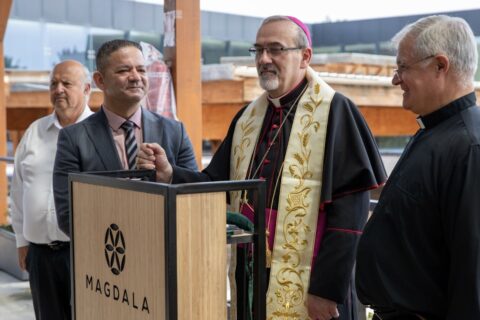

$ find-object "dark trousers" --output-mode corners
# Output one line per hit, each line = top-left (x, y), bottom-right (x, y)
(27, 243), (71, 320)
(373, 311), (426, 320)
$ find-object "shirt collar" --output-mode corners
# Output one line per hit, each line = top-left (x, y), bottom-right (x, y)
(103, 106), (142, 131)
(48, 105), (94, 130)
(416, 92), (477, 129)
(267, 77), (308, 108)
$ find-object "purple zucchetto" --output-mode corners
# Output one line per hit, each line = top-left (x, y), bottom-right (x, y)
(286, 16), (312, 48)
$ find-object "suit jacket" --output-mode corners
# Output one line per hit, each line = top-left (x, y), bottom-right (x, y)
(53, 108), (198, 236)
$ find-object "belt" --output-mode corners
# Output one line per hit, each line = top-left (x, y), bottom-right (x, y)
(32, 241), (70, 251)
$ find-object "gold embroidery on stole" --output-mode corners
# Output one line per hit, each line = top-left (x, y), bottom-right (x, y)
(229, 93), (269, 212)
(230, 67), (335, 319)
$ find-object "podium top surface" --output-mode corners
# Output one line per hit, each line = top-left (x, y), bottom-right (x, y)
(69, 172), (265, 195)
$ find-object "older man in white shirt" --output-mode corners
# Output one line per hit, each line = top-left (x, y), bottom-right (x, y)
(11, 60), (93, 320)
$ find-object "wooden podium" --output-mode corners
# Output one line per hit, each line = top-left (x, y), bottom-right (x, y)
(68, 173), (265, 320)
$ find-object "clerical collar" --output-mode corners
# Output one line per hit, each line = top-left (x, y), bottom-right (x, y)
(416, 92), (477, 129)
(267, 78), (308, 108)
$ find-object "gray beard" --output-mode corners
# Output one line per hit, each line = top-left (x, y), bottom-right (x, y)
(259, 76), (279, 92)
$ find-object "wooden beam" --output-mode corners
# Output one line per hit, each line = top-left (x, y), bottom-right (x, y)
(202, 103), (243, 140)
(5, 91), (103, 155)
(330, 83), (403, 107)
(7, 90), (103, 109)
(0, 0), (12, 225)
(0, 44), (7, 225)
(201, 103), (419, 142)
(163, 0), (202, 167)
(7, 107), (52, 130)
(202, 80), (244, 104)
(7, 91), (52, 108)
(0, 0), (11, 43)
(6, 76), (480, 149)
(358, 106), (418, 136)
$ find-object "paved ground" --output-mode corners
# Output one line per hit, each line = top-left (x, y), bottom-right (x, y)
(0, 270), (34, 320)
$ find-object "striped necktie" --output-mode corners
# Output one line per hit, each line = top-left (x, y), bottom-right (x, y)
(121, 120), (138, 170)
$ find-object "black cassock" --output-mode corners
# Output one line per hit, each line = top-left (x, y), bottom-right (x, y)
(357, 93), (480, 319)
(174, 78), (386, 319)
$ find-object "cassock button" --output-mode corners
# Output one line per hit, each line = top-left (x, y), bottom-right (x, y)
(271, 124), (279, 129)
(260, 176), (266, 180)
(264, 159), (271, 164)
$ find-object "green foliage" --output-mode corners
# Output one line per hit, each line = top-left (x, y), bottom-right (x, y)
(0, 224), (13, 233)
(4, 55), (21, 69)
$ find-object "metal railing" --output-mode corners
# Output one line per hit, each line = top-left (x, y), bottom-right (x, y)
(0, 157), (13, 164)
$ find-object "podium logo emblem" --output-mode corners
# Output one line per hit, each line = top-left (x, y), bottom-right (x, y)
(104, 224), (126, 275)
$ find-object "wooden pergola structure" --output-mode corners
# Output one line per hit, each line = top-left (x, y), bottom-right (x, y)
(0, 1), (12, 224)
(1, 1), (479, 225)
(4, 68), (432, 150)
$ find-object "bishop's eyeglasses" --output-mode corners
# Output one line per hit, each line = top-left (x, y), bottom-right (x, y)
(248, 46), (303, 58)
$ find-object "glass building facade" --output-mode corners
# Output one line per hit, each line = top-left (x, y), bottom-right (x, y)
(4, 1), (480, 81)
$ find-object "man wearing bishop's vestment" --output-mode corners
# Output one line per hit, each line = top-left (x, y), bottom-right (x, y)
(138, 15), (386, 320)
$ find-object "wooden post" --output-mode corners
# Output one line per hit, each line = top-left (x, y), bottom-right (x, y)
(163, 0), (203, 167)
(0, 0), (13, 224)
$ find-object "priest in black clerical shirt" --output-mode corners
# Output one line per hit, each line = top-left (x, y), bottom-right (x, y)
(356, 15), (480, 320)
(138, 15), (386, 320)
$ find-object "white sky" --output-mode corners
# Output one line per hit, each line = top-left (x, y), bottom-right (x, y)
(134, 0), (479, 23)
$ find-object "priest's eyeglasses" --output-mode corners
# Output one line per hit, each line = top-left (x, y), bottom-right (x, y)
(393, 54), (435, 78)
(248, 46), (303, 58)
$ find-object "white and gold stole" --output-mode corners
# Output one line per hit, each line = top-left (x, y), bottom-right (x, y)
(229, 66), (335, 319)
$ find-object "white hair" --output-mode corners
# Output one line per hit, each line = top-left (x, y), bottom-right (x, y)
(80, 65), (92, 86)
(392, 15), (478, 85)
(80, 65), (92, 101)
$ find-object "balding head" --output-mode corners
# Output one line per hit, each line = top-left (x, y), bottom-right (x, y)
(50, 60), (91, 127)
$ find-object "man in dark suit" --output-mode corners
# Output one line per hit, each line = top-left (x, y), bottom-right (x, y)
(53, 39), (197, 237)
